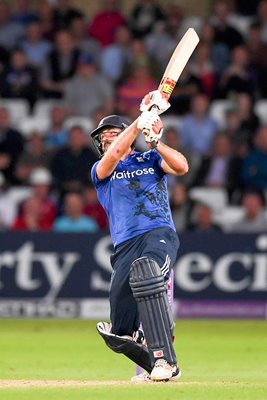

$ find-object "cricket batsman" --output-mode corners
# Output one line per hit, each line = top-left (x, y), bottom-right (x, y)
(90, 90), (188, 382)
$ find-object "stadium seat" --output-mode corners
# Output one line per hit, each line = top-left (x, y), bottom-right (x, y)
(254, 100), (267, 125)
(213, 206), (245, 231)
(20, 117), (50, 137)
(33, 99), (65, 119)
(209, 99), (234, 129)
(63, 116), (94, 133)
(161, 115), (181, 130)
(228, 15), (253, 37)
(0, 99), (30, 128)
(189, 187), (228, 211)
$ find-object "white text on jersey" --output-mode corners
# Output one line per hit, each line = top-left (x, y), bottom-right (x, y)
(110, 168), (155, 180)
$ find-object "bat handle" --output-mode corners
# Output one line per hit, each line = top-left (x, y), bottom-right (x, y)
(141, 105), (158, 136)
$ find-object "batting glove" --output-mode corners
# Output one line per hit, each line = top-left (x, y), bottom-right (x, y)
(140, 90), (170, 115)
(137, 110), (163, 148)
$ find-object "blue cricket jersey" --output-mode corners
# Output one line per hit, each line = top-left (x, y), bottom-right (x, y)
(91, 150), (176, 247)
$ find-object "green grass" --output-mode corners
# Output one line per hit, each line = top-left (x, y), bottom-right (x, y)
(0, 320), (267, 399)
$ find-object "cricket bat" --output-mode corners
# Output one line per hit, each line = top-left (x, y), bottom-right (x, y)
(158, 27), (199, 99)
(142, 28), (199, 136)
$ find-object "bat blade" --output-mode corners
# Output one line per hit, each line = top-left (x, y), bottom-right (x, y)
(159, 28), (199, 98)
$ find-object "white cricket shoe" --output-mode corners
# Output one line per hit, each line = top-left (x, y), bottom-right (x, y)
(131, 371), (151, 383)
(150, 359), (181, 381)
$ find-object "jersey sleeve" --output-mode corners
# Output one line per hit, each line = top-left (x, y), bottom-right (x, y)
(91, 161), (101, 187)
(91, 161), (110, 188)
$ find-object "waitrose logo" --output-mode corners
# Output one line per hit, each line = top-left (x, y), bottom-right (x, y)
(110, 167), (155, 180)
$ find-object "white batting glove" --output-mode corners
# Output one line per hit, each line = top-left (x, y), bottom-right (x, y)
(137, 110), (163, 148)
(140, 90), (170, 115)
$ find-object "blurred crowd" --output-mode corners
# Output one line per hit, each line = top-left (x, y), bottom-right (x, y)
(0, 0), (267, 233)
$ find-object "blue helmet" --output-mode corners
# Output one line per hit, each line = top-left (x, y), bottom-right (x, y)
(90, 115), (131, 157)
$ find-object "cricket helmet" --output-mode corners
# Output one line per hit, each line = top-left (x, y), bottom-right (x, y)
(90, 114), (131, 157)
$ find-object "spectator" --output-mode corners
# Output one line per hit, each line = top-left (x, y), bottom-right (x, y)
(100, 24), (132, 82)
(193, 133), (233, 187)
(211, 0), (244, 50)
(0, 171), (16, 229)
(64, 54), (114, 117)
(51, 125), (98, 194)
(117, 59), (157, 118)
(128, 0), (165, 38)
(179, 94), (218, 155)
(224, 107), (248, 150)
(188, 202), (222, 232)
(218, 45), (256, 99)
(53, 191), (98, 232)
(235, 92), (260, 148)
(0, 107), (24, 184)
(69, 16), (101, 63)
(241, 125), (267, 190)
(162, 126), (201, 188)
(54, 0), (84, 29)
(45, 106), (68, 149)
(12, 0), (38, 25)
(21, 21), (52, 69)
(247, 22), (267, 97)
(83, 185), (108, 230)
(200, 21), (230, 78)
(190, 42), (216, 98)
(256, 0), (267, 43)
(91, 107), (110, 129)
(12, 194), (50, 230)
(0, 0), (25, 49)
(41, 29), (80, 98)
(15, 131), (53, 184)
(27, 167), (57, 228)
(145, 21), (175, 74)
(0, 47), (39, 108)
(228, 190), (267, 233)
(88, 0), (126, 47)
(169, 181), (190, 232)
(165, 3), (184, 44)
(37, 0), (57, 42)
(168, 63), (203, 116)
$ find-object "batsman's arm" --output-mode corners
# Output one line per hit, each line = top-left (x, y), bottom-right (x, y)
(96, 119), (139, 180)
(156, 141), (189, 176)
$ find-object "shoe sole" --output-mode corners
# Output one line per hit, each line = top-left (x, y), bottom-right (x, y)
(151, 369), (182, 382)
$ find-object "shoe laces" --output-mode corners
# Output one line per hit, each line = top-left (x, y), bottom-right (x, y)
(141, 372), (151, 381)
(154, 359), (169, 368)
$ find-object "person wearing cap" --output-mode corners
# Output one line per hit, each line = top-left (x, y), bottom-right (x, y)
(63, 53), (114, 117)
(28, 167), (57, 229)
(90, 92), (188, 382)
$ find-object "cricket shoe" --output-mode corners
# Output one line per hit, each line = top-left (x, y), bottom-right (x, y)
(131, 365), (181, 383)
(150, 359), (181, 381)
(131, 371), (151, 383)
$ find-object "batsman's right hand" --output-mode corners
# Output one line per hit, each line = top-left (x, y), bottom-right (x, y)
(137, 110), (163, 148)
(140, 90), (170, 115)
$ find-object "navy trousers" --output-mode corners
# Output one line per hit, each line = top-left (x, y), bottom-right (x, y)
(109, 227), (180, 336)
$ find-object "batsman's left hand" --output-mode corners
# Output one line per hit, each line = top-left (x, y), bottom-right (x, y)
(138, 110), (163, 149)
(140, 90), (170, 115)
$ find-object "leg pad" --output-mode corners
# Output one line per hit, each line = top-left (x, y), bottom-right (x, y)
(96, 322), (152, 373)
(129, 257), (176, 366)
